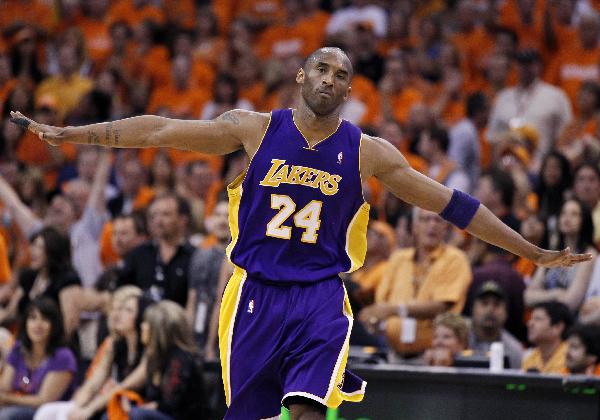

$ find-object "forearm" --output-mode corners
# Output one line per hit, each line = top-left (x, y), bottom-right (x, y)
(524, 287), (564, 307)
(0, 392), (47, 407)
(58, 116), (166, 148)
(465, 205), (542, 261)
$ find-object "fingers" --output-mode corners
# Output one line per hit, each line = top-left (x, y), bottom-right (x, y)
(9, 111), (32, 129)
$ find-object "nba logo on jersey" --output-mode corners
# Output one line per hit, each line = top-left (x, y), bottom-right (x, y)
(337, 152), (343, 165)
(248, 299), (254, 314)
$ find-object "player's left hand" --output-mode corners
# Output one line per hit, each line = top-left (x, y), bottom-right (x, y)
(532, 247), (593, 268)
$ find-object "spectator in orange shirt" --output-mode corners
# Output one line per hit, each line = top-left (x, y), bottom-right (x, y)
(498, 0), (545, 52)
(0, 0), (54, 35)
(107, 0), (165, 29)
(192, 7), (227, 69)
(547, 10), (600, 108)
(0, 54), (17, 117)
(450, 0), (495, 86)
(171, 30), (215, 90)
(544, 0), (578, 54)
(200, 73), (254, 120)
(233, 52), (265, 110)
(76, 0), (112, 66)
(379, 54), (424, 125)
(147, 55), (209, 119)
(256, 0), (321, 60)
(564, 323), (600, 375)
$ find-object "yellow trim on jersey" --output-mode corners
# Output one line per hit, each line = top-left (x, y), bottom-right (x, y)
(281, 287), (366, 409)
(225, 112), (272, 261)
(292, 109), (343, 150)
(344, 202), (370, 273)
(225, 171), (245, 261)
(218, 266), (247, 406)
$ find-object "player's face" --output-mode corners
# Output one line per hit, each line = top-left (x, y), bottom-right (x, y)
(298, 53), (351, 116)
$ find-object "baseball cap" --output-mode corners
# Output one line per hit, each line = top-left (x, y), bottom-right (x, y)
(475, 281), (507, 301)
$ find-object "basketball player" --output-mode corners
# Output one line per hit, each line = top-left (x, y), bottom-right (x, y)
(10, 48), (591, 420)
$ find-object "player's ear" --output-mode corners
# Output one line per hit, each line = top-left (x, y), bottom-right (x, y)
(343, 85), (352, 100)
(296, 68), (305, 84)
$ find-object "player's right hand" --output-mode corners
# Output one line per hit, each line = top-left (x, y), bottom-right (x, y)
(9, 111), (65, 146)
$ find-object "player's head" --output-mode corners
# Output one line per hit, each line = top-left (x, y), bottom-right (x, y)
(297, 47), (353, 116)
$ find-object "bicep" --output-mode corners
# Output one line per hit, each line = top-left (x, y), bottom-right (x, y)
(155, 110), (269, 156)
(362, 135), (452, 213)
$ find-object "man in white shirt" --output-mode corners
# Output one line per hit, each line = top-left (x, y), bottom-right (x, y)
(487, 49), (573, 172)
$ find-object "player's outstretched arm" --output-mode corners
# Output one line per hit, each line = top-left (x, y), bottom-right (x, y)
(361, 134), (593, 268)
(9, 109), (270, 157)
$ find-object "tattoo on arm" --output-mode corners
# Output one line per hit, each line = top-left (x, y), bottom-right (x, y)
(113, 127), (120, 146)
(87, 130), (100, 145)
(220, 111), (240, 125)
(105, 122), (112, 144)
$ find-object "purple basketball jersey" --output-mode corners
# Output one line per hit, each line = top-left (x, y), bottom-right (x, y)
(227, 108), (369, 282)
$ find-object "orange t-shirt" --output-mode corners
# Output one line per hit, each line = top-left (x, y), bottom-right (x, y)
(346, 75), (380, 126)
(546, 45), (600, 108)
(0, 0), (54, 33)
(390, 87), (424, 124)
(498, 0), (546, 52)
(107, 1), (165, 28)
(0, 234), (12, 284)
(147, 83), (210, 118)
(162, 0), (196, 29)
(75, 15), (112, 64)
(450, 26), (495, 86)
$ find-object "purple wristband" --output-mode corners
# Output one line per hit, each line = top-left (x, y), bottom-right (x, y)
(439, 189), (480, 229)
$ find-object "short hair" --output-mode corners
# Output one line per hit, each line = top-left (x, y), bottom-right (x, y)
(567, 323), (600, 360)
(426, 125), (450, 153)
(433, 312), (469, 347)
(532, 301), (573, 339)
(466, 92), (487, 119)
(114, 210), (148, 236)
(483, 167), (515, 208)
(303, 47), (354, 78)
(149, 192), (191, 219)
(19, 298), (65, 356)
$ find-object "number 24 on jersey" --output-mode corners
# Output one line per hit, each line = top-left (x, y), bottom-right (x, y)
(266, 194), (322, 244)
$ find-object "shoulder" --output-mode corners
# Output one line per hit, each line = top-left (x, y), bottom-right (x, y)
(216, 110), (271, 157)
(441, 245), (470, 264)
(57, 270), (82, 288)
(360, 134), (409, 179)
(49, 347), (77, 371)
(388, 248), (414, 262)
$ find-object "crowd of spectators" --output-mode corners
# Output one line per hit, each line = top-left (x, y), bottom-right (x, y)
(3, 0), (600, 418)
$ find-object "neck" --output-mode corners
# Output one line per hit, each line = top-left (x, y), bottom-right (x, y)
(159, 235), (181, 248)
(416, 243), (439, 261)
(519, 78), (537, 89)
(125, 332), (138, 357)
(30, 342), (46, 361)
(295, 100), (340, 133)
(475, 325), (501, 342)
(564, 236), (578, 251)
(538, 339), (561, 363)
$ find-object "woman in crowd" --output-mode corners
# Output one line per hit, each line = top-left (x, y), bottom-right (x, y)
(0, 298), (76, 420)
(525, 198), (598, 312)
(130, 300), (205, 420)
(35, 287), (149, 420)
(534, 152), (572, 249)
(423, 313), (469, 367)
(0, 227), (80, 339)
